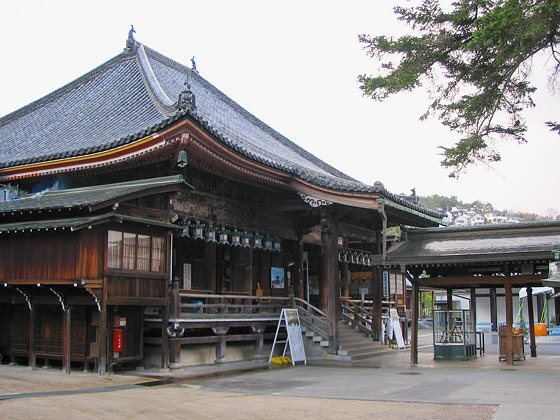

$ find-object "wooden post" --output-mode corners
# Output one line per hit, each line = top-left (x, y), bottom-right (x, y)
(504, 276), (514, 366)
(295, 237), (305, 300)
(446, 289), (453, 311)
(161, 303), (169, 370)
(321, 217), (338, 355)
(98, 277), (108, 374)
(213, 327), (229, 364)
(527, 286), (537, 358)
(490, 288), (498, 331)
(411, 278), (419, 365)
(28, 307), (36, 369)
(470, 288), (477, 329)
(205, 242), (217, 292)
(371, 267), (383, 341)
(252, 326), (266, 359)
(169, 282), (181, 365)
(63, 306), (71, 374)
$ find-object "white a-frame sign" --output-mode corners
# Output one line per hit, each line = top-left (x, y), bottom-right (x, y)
(269, 308), (307, 365)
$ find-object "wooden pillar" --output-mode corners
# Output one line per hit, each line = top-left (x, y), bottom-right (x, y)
(205, 242), (217, 293)
(63, 306), (71, 374)
(295, 237), (305, 300)
(169, 282), (181, 365)
(240, 247), (253, 294)
(371, 267), (383, 341)
(213, 327), (229, 364)
(321, 218), (338, 354)
(446, 289), (453, 311)
(527, 286), (537, 358)
(504, 276), (514, 366)
(98, 277), (108, 374)
(28, 307), (36, 369)
(161, 303), (169, 370)
(252, 326), (266, 359)
(470, 288), (477, 328)
(490, 288), (498, 331)
(411, 278), (419, 365)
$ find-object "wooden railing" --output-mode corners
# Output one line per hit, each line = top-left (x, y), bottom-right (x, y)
(175, 292), (292, 317)
(340, 298), (374, 336)
(293, 297), (329, 341)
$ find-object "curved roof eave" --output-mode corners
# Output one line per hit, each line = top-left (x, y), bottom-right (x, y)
(0, 41), (444, 222)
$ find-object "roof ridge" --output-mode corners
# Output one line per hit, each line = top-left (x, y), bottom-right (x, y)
(141, 45), (358, 182)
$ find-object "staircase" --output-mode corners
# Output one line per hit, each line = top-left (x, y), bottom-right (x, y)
(334, 321), (395, 361)
(294, 297), (398, 361)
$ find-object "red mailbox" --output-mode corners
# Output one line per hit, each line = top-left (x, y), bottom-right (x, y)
(113, 329), (123, 352)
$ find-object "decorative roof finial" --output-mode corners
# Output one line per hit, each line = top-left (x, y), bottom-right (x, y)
(191, 56), (198, 73)
(125, 25), (137, 53)
(175, 75), (196, 112)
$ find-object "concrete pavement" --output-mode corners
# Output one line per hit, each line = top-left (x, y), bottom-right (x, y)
(0, 332), (558, 419)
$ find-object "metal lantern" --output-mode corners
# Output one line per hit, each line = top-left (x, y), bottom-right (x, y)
(365, 254), (372, 266)
(180, 219), (191, 238)
(218, 227), (229, 245)
(338, 250), (345, 262)
(264, 236), (273, 251)
(273, 238), (282, 252)
(205, 223), (217, 243)
(253, 232), (263, 249)
(351, 252), (358, 264)
(193, 221), (205, 240)
(358, 253), (365, 265)
(241, 231), (251, 248)
(231, 230), (242, 247)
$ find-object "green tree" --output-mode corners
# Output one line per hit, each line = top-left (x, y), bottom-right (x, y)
(359, 0), (560, 176)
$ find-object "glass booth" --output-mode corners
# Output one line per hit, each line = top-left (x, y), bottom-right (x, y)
(433, 310), (476, 360)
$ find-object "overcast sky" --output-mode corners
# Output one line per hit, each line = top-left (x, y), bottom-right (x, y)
(1, 0), (558, 215)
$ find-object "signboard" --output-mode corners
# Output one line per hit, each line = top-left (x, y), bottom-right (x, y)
(183, 263), (192, 290)
(284, 309), (306, 363)
(269, 308), (307, 365)
(383, 271), (389, 296)
(389, 308), (405, 349)
(271, 267), (285, 288)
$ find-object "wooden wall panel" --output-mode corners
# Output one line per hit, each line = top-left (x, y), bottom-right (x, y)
(78, 229), (104, 279)
(0, 232), (81, 280)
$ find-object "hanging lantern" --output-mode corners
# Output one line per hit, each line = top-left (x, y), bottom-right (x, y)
(264, 236), (273, 251)
(365, 254), (372, 266)
(205, 223), (217, 243)
(338, 250), (345, 262)
(241, 231), (251, 248)
(273, 238), (282, 252)
(218, 227), (229, 245)
(231, 230), (242, 247)
(358, 253), (365, 265)
(193, 221), (205, 240)
(253, 232), (263, 249)
(351, 252), (358, 264)
(180, 219), (191, 238)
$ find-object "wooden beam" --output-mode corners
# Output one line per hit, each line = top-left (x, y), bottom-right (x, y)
(416, 274), (545, 288)
(106, 297), (167, 306)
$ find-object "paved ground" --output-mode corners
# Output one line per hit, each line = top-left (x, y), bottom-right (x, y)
(0, 332), (558, 419)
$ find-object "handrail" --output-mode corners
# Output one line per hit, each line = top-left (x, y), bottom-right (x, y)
(293, 297), (327, 318)
(292, 297), (329, 341)
(341, 299), (374, 336)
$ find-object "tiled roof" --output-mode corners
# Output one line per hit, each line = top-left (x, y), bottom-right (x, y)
(0, 40), (442, 219)
(382, 221), (560, 263)
(0, 213), (182, 233)
(0, 175), (189, 214)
